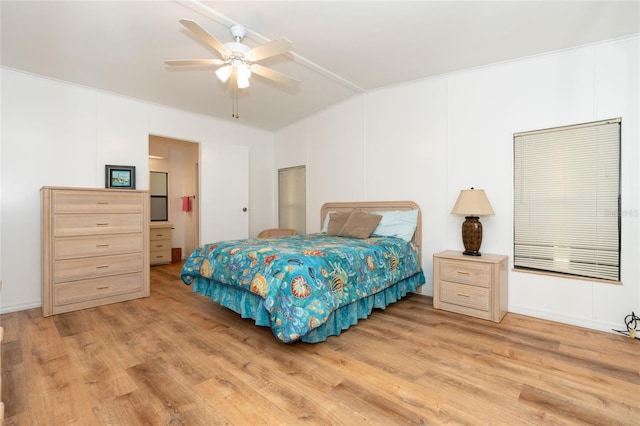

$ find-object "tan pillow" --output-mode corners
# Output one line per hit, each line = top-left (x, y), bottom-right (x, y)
(326, 210), (353, 235)
(338, 210), (382, 239)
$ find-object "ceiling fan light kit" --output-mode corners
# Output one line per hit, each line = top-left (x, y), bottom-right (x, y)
(235, 63), (252, 88)
(215, 65), (232, 83)
(165, 19), (299, 119)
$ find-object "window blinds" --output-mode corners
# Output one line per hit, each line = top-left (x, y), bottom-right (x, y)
(513, 118), (621, 281)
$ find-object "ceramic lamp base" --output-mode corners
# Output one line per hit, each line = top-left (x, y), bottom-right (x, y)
(461, 216), (483, 256)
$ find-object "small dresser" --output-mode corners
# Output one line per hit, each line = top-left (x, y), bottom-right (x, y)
(433, 250), (508, 322)
(41, 187), (150, 317)
(150, 223), (173, 265)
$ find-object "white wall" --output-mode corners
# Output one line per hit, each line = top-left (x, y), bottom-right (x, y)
(0, 69), (275, 313)
(275, 36), (639, 333)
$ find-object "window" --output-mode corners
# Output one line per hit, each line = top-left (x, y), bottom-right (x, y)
(278, 166), (306, 234)
(150, 171), (168, 221)
(513, 118), (621, 282)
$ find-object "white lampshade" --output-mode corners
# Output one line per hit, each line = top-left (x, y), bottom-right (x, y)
(215, 65), (232, 83)
(237, 76), (250, 89)
(451, 188), (495, 216)
(236, 64), (251, 88)
(236, 64), (251, 80)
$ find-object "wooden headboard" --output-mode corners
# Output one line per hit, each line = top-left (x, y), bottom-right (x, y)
(320, 201), (422, 264)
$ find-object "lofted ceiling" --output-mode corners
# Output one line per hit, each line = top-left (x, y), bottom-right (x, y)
(2, 1), (638, 131)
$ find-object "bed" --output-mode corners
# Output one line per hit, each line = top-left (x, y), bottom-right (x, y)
(181, 201), (425, 343)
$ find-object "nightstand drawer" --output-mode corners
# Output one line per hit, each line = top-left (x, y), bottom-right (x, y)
(150, 240), (170, 251)
(150, 229), (171, 240)
(440, 260), (491, 287)
(440, 281), (490, 311)
(150, 250), (171, 264)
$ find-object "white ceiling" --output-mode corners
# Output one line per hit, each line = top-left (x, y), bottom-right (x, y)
(2, 1), (638, 131)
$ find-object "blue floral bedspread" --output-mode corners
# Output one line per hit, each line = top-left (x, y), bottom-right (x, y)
(181, 234), (423, 343)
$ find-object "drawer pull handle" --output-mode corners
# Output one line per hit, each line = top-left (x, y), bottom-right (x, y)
(457, 271), (470, 276)
(96, 285), (109, 290)
(96, 265), (110, 269)
(457, 292), (470, 298)
(155, 234), (163, 237)
(96, 223), (109, 227)
(96, 244), (110, 248)
(97, 202), (109, 205)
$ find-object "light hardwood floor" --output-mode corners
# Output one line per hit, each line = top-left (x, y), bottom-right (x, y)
(2, 262), (638, 425)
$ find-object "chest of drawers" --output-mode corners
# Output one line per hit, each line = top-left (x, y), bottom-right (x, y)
(150, 223), (172, 265)
(41, 187), (150, 317)
(433, 250), (508, 322)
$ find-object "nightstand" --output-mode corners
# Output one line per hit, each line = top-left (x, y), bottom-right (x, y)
(150, 223), (173, 265)
(433, 250), (508, 322)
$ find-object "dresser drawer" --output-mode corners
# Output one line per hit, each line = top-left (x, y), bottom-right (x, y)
(54, 254), (143, 283)
(440, 281), (490, 311)
(150, 229), (171, 240)
(150, 239), (170, 251)
(54, 272), (144, 306)
(55, 234), (143, 259)
(150, 250), (172, 264)
(54, 214), (143, 237)
(440, 260), (491, 287)
(54, 191), (143, 214)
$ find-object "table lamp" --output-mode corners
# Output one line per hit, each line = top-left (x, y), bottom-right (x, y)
(451, 188), (495, 256)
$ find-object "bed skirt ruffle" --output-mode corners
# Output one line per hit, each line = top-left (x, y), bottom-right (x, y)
(191, 271), (425, 343)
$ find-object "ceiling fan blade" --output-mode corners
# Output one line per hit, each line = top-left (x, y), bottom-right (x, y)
(165, 59), (226, 66)
(179, 19), (230, 59)
(250, 64), (300, 89)
(245, 38), (293, 62)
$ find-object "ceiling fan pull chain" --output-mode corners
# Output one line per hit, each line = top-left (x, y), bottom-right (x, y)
(233, 81), (239, 119)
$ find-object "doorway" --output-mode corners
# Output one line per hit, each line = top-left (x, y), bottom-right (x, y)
(149, 135), (199, 261)
(278, 165), (306, 234)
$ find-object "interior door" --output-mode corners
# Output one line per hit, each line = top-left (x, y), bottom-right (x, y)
(199, 142), (249, 243)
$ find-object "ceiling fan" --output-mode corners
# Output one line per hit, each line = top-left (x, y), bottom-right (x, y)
(166, 19), (300, 91)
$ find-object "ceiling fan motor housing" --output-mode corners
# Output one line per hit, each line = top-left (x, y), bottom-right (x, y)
(230, 24), (247, 42)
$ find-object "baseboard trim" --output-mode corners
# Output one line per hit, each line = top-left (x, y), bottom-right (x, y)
(508, 305), (623, 335)
(0, 301), (41, 315)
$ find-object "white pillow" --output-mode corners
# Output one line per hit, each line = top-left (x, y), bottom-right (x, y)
(321, 211), (334, 233)
(371, 209), (419, 242)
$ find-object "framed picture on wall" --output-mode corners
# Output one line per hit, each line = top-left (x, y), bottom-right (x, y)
(105, 165), (136, 189)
